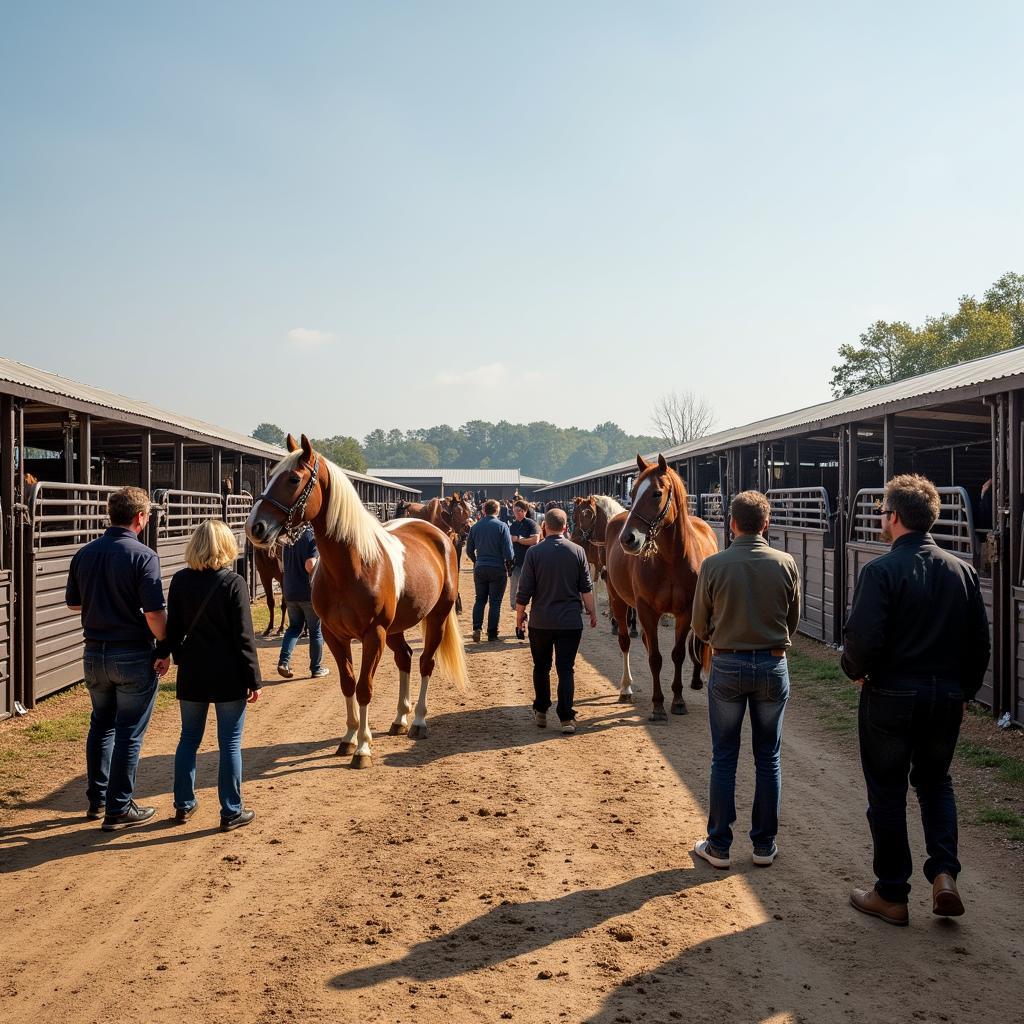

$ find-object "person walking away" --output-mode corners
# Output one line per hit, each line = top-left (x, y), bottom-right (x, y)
(842, 474), (990, 925)
(277, 523), (329, 679)
(515, 508), (597, 734)
(508, 499), (541, 639)
(157, 520), (262, 831)
(466, 498), (514, 642)
(691, 491), (800, 869)
(65, 486), (166, 831)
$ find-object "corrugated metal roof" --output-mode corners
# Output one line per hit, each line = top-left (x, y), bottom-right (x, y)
(0, 355), (418, 493)
(368, 468), (551, 486)
(538, 345), (1024, 491)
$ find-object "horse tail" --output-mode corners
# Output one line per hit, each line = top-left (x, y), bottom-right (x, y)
(434, 603), (469, 692)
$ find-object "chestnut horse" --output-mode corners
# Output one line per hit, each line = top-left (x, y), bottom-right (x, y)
(246, 435), (468, 768)
(253, 544), (288, 636)
(605, 455), (717, 721)
(574, 495), (638, 638)
(397, 495), (472, 612)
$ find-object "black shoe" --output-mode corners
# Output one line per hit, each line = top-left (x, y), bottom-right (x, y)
(86, 802), (104, 821)
(220, 808), (255, 832)
(174, 801), (198, 823)
(101, 801), (156, 832)
(277, 663), (294, 679)
(515, 626), (526, 641)
(487, 634), (499, 642)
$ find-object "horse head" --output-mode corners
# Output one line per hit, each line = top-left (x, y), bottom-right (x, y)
(619, 454), (683, 556)
(575, 496), (598, 541)
(245, 433), (326, 549)
(447, 495), (472, 538)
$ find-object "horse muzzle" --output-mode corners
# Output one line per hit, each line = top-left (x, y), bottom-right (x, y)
(619, 529), (644, 554)
(245, 508), (283, 549)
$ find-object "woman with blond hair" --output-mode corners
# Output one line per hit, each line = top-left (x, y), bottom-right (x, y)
(157, 519), (262, 831)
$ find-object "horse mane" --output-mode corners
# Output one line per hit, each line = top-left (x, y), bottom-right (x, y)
(594, 494), (625, 519)
(665, 466), (691, 522)
(272, 450), (394, 567)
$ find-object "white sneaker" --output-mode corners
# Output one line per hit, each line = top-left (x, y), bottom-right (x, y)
(693, 839), (731, 869)
(561, 720), (576, 735)
(752, 845), (778, 866)
(533, 711), (547, 728)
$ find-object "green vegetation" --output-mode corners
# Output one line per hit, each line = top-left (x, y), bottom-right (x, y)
(25, 709), (92, 744)
(786, 646), (858, 735)
(959, 740), (1024, 786)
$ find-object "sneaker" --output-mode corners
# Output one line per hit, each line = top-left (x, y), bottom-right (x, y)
(534, 711), (547, 729)
(277, 663), (294, 679)
(472, 629), (482, 643)
(220, 808), (256, 832)
(101, 802), (156, 832)
(86, 802), (104, 821)
(487, 633), (499, 642)
(561, 720), (576, 735)
(174, 801), (198, 824)
(752, 844), (778, 867)
(311, 666), (330, 678)
(693, 839), (731, 869)
(515, 626), (526, 641)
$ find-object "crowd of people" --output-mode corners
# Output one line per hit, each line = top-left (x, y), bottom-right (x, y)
(66, 472), (989, 924)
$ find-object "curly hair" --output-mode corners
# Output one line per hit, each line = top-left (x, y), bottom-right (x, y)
(729, 490), (771, 534)
(884, 474), (941, 532)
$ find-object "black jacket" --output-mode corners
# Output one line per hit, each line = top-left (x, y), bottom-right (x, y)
(841, 532), (990, 699)
(160, 568), (262, 703)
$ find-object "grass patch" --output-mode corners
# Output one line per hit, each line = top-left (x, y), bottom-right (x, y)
(787, 644), (860, 734)
(977, 807), (1024, 827)
(958, 740), (1024, 786)
(155, 680), (177, 711)
(24, 710), (92, 744)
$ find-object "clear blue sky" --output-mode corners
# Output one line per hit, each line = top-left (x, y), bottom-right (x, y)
(2, 3), (1022, 445)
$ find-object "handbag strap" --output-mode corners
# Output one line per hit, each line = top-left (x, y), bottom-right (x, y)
(181, 569), (228, 646)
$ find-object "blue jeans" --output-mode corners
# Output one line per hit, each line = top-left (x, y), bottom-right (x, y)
(83, 646), (159, 815)
(473, 565), (507, 636)
(279, 601), (324, 672)
(174, 699), (248, 819)
(858, 678), (963, 903)
(706, 651), (789, 854)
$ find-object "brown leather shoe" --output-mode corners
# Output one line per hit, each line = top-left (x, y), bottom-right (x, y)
(850, 886), (909, 926)
(932, 873), (965, 917)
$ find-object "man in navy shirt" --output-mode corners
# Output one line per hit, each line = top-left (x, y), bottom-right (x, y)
(466, 499), (515, 642)
(66, 486), (166, 830)
(507, 500), (540, 640)
(277, 524), (328, 679)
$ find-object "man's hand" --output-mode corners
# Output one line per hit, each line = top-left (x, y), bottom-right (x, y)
(853, 677), (865, 689)
(588, 610), (598, 628)
(154, 657), (171, 677)
(248, 688), (262, 704)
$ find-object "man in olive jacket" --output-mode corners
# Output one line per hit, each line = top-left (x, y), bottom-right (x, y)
(843, 474), (990, 926)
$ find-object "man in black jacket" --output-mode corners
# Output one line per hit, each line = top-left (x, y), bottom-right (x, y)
(842, 474), (990, 926)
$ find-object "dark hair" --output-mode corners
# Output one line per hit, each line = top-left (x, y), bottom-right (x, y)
(513, 500), (529, 512)
(729, 490), (770, 534)
(108, 486), (151, 527)
(545, 501), (560, 510)
(884, 474), (940, 532)
(483, 498), (500, 516)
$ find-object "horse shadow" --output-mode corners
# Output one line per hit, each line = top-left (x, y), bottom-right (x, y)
(328, 865), (721, 991)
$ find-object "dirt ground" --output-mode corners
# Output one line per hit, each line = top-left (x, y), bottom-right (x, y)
(1, 568), (1023, 1024)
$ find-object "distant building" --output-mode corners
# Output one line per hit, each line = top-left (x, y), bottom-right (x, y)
(367, 468), (551, 502)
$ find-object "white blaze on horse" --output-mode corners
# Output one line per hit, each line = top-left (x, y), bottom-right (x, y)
(245, 434), (468, 768)
(604, 454), (718, 720)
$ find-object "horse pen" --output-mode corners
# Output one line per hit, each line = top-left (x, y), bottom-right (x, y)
(2, 354), (1024, 1024)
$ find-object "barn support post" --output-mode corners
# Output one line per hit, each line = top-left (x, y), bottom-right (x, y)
(63, 413), (77, 483)
(141, 430), (153, 495)
(833, 424), (849, 642)
(756, 443), (767, 492)
(1, 396), (14, 572)
(1005, 389), (1022, 719)
(78, 413), (91, 484)
(173, 439), (184, 490)
(882, 413), (896, 481)
(233, 454), (243, 495)
(212, 447), (223, 494)
(991, 395), (1010, 718)
(784, 438), (799, 487)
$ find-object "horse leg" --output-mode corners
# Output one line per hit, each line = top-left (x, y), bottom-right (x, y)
(606, 581), (634, 703)
(409, 603), (447, 739)
(322, 628), (359, 756)
(669, 615), (691, 715)
(637, 602), (666, 722)
(628, 607), (639, 638)
(387, 633), (414, 736)
(258, 567), (274, 637)
(454, 539), (464, 615)
(688, 630), (707, 690)
(351, 625), (385, 768)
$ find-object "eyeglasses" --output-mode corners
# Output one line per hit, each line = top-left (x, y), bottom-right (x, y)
(881, 508), (895, 518)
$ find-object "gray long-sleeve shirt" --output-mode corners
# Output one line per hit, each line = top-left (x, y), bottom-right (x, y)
(515, 535), (593, 630)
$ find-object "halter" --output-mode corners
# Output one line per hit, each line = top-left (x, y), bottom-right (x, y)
(630, 479), (672, 560)
(256, 455), (320, 543)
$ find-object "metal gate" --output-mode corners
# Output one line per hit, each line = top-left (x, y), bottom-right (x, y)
(767, 487), (835, 642)
(22, 481), (119, 705)
(700, 493), (728, 550)
(225, 491), (255, 592)
(0, 498), (12, 719)
(151, 489), (225, 591)
(846, 486), (992, 706)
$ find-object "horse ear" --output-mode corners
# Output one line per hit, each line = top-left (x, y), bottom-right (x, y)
(636, 453), (650, 473)
(658, 453), (669, 473)
(286, 434), (300, 453)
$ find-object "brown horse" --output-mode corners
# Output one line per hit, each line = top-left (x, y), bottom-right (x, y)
(253, 544), (288, 636)
(573, 495), (638, 638)
(398, 495), (472, 612)
(245, 435), (468, 768)
(604, 454), (718, 721)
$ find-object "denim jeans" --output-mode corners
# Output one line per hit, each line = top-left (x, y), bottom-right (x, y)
(174, 699), (248, 819)
(473, 565), (507, 636)
(279, 601), (324, 672)
(706, 651), (789, 853)
(529, 627), (583, 722)
(83, 646), (159, 815)
(858, 678), (964, 903)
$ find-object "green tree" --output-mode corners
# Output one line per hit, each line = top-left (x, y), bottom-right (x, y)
(983, 271), (1024, 347)
(252, 422), (286, 446)
(830, 321), (927, 397)
(313, 435), (368, 473)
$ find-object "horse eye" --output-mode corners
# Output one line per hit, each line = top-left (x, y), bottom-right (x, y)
(289, 473), (301, 485)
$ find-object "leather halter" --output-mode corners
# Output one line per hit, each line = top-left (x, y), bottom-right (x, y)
(256, 455), (320, 542)
(629, 479), (672, 560)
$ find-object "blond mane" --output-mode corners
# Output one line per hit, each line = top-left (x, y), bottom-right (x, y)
(594, 494), (625, 520)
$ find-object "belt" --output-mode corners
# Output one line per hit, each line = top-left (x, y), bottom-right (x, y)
(713, 647), (786, 657)
(84, 641), (153, 651)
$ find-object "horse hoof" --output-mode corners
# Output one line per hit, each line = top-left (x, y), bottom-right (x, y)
(629, 628), (639, 638)
(389, 723), (408, 736)
(408, 724), (428, 740)
(336, 741), (357, 756)
(690, 679), (704, 691)
(671, 701), (688, 715)
(649, 707), (668, 722)
(351, 754), (372, 769)
(617, 693), (634, 704)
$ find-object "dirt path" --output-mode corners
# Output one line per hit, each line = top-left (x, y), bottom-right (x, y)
(1, 568), (1022, 1024)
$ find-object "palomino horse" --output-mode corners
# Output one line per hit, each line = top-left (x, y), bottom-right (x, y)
(604, 455), (718, 721)
(245, 435), (468, 768)
(397, 495), (472, 612)
(253, 544), (288, 636)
